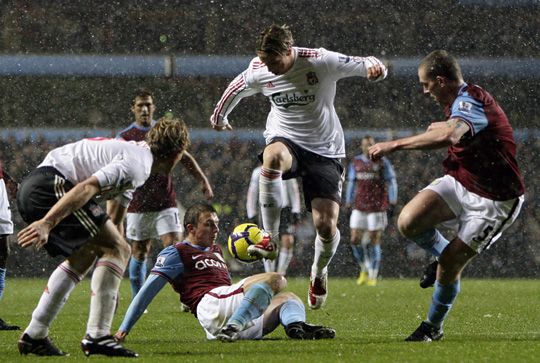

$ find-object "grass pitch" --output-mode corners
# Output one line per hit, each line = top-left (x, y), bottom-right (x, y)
(0, 277), (538, 362)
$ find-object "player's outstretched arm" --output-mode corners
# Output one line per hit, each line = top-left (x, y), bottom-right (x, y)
(17, 176), (101, 250)
(114, 274), (168, 342)
(180, 151), (214, 200)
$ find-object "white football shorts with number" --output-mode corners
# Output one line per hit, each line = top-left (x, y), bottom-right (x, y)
(425, 174), (523, 253)
(349, 210), (388, 231)
(126, 207), (183, 241)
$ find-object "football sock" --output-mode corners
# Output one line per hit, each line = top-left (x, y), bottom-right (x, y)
(263, 258), (276, 273)
(368, 244), (381, 279)
(277, 247), (293, 275)
(128, 257), (147, 299)
(426, 280), (461, 329)
(350, 244), (365, 270)
(312, 230), (340, 278)
(259, 168), (283, 240)
(410, 228), (449, 257)
(0, 267), (5, 300)
(25, 262), (84, 339)
(226, 282), (274, 329)
(279, 298), (305, 326)
(86, 257), (125, 338)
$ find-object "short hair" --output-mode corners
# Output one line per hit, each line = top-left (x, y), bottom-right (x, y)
(183, 203), (217, 231)
(361, 135), (375, 143)
(132, 88), (154, 105)
(145, 116), (190, 159)
(419, 50), (463, 82)
(256, 24), (294, 55)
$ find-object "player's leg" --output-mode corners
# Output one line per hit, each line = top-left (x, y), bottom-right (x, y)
(128, 239), (151, 299)
(0, 235), (19, 330)
(81, 220), (137, 357)
(349, 209), (368, 285)
(259, 142), (293, 244)
(308, 198), (340, 309)
(276, 232), (294, 275)
(19, 243), (98, 356)
(216, 272), (285, 341)
(406, 237), (475, 342)
(398, 190), (453, 257)
(366, 230), (383, 286)
(261, 292), (335, 340)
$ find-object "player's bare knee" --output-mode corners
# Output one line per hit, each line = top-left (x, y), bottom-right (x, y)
(266, 272), (287, 293)
(314, 219), (335, 239)
(397, 211), (417, 238)
(263, 143), (289, 170)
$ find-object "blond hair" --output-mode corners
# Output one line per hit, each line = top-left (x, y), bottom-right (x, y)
(146, 116), (190, 159)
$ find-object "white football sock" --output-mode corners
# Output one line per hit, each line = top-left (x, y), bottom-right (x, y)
(259, 167), (283, 241)
(25, 262), (85, 339)
(263, 258), (276, 273)
(86, 257), (125, 338)
(311, 230), (340, 278)
(277, 247), (293, 275)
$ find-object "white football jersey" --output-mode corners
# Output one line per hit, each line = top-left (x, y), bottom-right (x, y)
(211, 47), (387, 158)
(39, 138), (153, 207)
(246, 166), (301, 219)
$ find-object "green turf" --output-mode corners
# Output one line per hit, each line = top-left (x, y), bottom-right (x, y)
(0, 278), (538, 362)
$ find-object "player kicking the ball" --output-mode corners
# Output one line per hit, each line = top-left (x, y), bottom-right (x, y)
(210, 24), (387, 309)
(114, 203), (335, 344)
(16, 117), (190, 357)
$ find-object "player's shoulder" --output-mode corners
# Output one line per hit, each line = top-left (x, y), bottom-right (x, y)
(248, 56), (267, 71)
(296, 47), (324, 59)
(155, 245), (182, 265)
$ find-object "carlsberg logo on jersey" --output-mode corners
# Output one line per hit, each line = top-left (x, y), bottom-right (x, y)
(271, 92), (315, 108)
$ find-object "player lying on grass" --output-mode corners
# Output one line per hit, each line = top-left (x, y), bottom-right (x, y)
(114, 203), (335, 343)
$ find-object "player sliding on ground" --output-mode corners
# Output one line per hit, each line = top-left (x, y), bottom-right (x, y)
(114, 203), (335, 344)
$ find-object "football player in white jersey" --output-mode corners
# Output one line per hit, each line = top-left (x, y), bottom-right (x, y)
(211, 24), (387, 309)
(16, 117), (190, 357)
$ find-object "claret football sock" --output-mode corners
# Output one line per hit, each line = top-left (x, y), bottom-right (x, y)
(226, 282), (274, 329)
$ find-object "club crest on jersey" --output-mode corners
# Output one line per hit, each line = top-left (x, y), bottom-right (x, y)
(88, 204), (103, 217)
(306, 72), (319, 85)
(458, 101), (472, 114)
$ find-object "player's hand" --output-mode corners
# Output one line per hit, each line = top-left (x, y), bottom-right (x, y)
(368, 141), (395, 161)
(202, 181), (214, 200)
(17, 219), (53, 250)
(212, 123), (233, 132)
(365, 57), (387, 81)
(114, 330), (128, 343)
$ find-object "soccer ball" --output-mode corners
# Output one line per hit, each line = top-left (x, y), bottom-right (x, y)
(227, 223), (267, 263)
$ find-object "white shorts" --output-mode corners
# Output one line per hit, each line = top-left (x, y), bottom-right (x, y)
(125, 207), (183, 241)
(196, 279), (264, 340)
(425, 175), (524, 254)
(0, 180), (13, 235)
(349, 210), (388, 231)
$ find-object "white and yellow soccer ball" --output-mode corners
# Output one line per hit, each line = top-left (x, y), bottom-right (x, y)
(227, 223), (267, 263)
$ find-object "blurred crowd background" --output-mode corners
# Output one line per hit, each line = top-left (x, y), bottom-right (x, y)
(0, 0), (538, 278)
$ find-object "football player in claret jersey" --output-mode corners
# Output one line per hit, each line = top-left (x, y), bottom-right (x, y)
(16, 117), (190, 357)
(114, 203), (335, 344)
(369, 50), (525, 341)
(0, 162), (20, 330)
(246, 165), (302, 275)
(211, 24), (387, 309)
(345, 136), (397, 286)
(117, 89), (213, 304)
